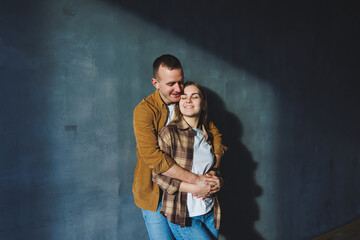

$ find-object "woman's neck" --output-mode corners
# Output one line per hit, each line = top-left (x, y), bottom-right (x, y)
(183, 116), (200, 129)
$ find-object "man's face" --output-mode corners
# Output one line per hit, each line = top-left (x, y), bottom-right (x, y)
(152, 65), (184, 105)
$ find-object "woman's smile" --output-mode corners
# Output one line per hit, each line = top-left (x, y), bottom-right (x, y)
(180, 85), (202, 118)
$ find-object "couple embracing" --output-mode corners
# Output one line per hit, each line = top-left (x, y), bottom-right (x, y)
(133, 54), (227, 240)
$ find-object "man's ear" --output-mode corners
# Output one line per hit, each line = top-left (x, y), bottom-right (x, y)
(151, 78), (160, 89)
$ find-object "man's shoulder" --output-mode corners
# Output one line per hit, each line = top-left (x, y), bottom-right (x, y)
(134, 91), (161, 113)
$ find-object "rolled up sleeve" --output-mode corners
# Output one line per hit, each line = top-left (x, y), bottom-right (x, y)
(152, 173), (181, 195)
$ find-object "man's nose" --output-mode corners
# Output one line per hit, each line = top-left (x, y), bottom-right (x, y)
(174, 83), (181, 92)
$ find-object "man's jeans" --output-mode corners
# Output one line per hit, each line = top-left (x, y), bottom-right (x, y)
(141, 202), (175, 240)
(168, 210), (218, 240)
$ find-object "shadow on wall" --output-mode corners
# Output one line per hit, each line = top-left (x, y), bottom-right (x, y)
(107, 1), (360, 238)
(205, 88), (264, 240)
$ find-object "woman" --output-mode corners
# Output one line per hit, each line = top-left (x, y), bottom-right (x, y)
(153, 82), (225, 240)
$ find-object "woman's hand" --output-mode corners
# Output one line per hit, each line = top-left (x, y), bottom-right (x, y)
(192, 179), (211, 197)
(192, 174), (223, 199)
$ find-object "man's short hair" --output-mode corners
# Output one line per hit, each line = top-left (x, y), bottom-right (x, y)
(153, 54), (183, 79)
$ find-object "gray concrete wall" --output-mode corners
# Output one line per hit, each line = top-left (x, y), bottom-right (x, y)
(0, 0), (359, 239)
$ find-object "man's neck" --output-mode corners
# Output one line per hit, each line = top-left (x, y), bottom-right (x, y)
(158, 91), (172, 105)
(183, 116), (200, 129)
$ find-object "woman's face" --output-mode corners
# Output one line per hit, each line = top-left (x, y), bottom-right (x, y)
(179, 85), (202, 118)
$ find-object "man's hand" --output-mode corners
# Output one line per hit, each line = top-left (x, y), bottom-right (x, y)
(193, 174), (223, 199)
(205, 174), (223, 195)
(194, 174), (206, 184)
(192, 178), (211, 197)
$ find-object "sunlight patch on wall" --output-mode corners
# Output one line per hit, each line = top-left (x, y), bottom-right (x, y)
(43, 1), (279, 238)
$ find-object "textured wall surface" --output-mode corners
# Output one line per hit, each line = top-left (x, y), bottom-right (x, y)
(0, 0), (359, 239)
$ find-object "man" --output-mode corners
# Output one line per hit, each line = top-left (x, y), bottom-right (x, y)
(133, 54), (226, 239)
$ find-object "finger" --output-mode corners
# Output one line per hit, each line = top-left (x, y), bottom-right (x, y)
(205, 174), (218, 179)
(205, 176), (219, 181)
(205, 179), (219, 185)
(210, 189), (218, 194)
(209, 183), (219, 188)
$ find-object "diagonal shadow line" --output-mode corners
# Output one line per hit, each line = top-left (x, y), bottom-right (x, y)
(106, 1), (360, 239)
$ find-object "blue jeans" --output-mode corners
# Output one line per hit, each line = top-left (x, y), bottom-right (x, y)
(168, 210), (218, 240)
(141, 201), (175, 240)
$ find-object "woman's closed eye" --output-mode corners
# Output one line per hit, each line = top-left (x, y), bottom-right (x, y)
(181, 94), (200, 101)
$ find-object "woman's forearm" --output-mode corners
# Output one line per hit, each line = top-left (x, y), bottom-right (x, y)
(179, 182), (196, 193)
(179, 181), (210, 196)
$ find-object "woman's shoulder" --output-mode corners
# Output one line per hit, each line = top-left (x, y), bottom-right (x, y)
(160, 120), (181, 135)
(159, 120), (178, 135)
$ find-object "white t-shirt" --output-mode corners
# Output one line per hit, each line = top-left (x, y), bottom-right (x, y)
(187, 128), (215, 217)
(165, 104), (176, 126)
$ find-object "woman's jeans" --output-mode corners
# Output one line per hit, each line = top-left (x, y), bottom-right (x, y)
(142, 201), (218, 240)
(141, 201), (175, 240)
(168, 210), (218, 240)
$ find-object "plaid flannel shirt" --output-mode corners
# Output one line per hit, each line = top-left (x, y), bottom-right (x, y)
(152, 117), (221, 229)
(133, 90), (227, 211)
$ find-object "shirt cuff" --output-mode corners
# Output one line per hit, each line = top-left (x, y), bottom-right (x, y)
(167, 180), (181, 195)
